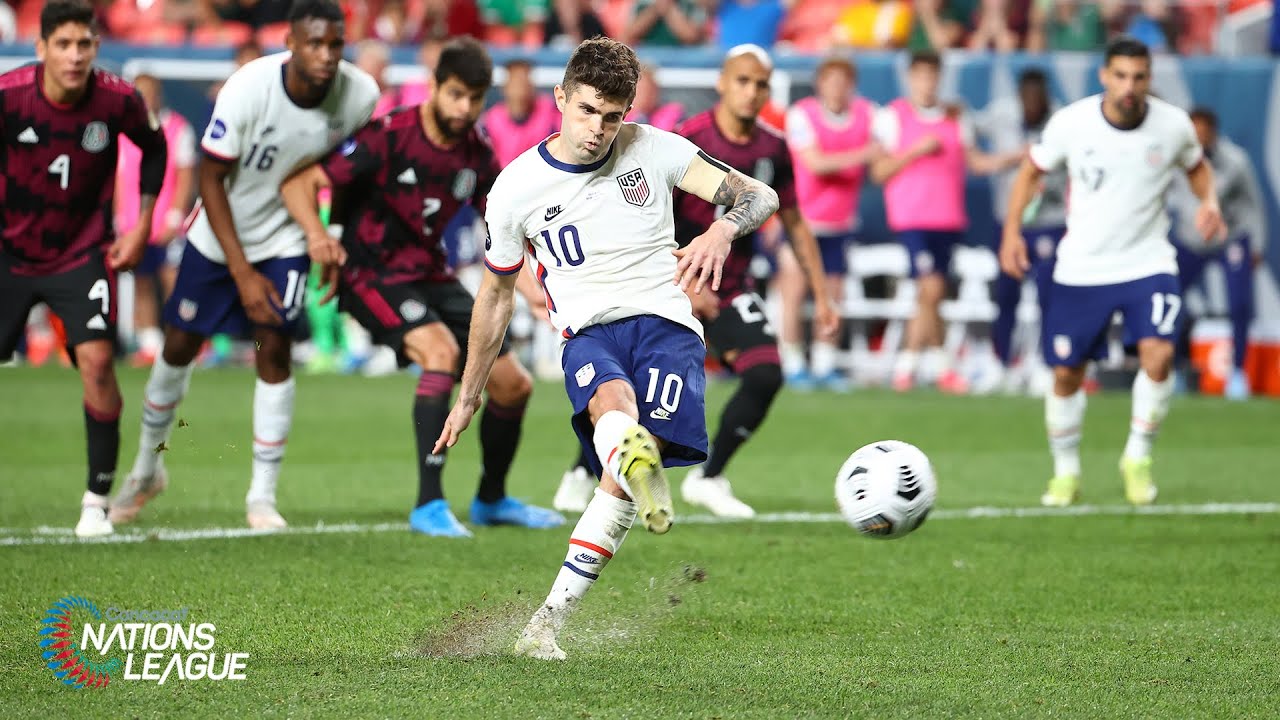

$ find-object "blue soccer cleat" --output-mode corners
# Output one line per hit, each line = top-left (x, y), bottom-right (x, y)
(814, 371), (852, 394)
(785, 370), (816, 392)
(409, 499), (473, 538)
(470, 497), (566, 529)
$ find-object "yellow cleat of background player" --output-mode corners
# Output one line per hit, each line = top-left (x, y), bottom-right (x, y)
(1120, 457), (1157, 506)
(1041, 475), (1080, 507)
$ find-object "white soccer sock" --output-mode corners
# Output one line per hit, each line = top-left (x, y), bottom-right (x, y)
(593, 409), (637, 497)
(780, 342), (807, 377)
(132, 356), (194, 478)
(1045, 389), (1085, 478)
(894, 350), (919, 379)
(248, 377), (296, 506)
(535, 489), (636, 630)
(810, 340), (839, 378)
(1124, 370), (1173, 460)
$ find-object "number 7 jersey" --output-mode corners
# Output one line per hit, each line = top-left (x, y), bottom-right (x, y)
(484, 123), (705, 339)
(186, 53), (379, 265)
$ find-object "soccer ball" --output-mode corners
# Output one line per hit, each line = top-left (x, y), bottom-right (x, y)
(835, 440), (937, 539)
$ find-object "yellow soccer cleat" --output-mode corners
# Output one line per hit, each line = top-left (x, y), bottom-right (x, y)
(617, 425), (673, 534)
(1040, 475), (1080, 507)
(1120, 456), (1157, 506)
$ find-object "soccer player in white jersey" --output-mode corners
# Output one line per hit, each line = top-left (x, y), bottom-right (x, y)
(1000, 37), (1225, 507)
(433, 37), (779, 660)
(111, 0), (379, 529)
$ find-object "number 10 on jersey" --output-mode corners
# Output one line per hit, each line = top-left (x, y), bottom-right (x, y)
(540, 225), (585, 267)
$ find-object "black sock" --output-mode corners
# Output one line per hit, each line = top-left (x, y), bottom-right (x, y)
(572, 446), (591, 472)
(85, 403), (121, 496)
(413, 372), (455, 508)
(703, 363), (783, 478)
(477, 399), (527, 503)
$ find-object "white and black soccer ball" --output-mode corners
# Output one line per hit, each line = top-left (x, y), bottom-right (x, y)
(835, 440), (937, 539)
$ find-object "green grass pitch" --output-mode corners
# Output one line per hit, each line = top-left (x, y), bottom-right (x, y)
(1, 366), (1277, 718)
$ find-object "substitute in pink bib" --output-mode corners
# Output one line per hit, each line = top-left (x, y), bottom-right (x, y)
(869, 51), (1021, 393)
(778, 56), (882, 389)
(482, 60), (560, 168)
(881, 97), (968, 234)
(117, 109), (195, 247)
(788, 94), (876, 237)
(115, 76), (196, 363)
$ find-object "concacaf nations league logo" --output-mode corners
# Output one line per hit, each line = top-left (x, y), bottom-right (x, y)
(39, 596), (117, 688)
(38, 596), (248, 689)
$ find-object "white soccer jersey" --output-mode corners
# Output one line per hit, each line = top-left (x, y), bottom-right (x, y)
(484, 123), (704, 339)
(186, 53), (379, 264)
(1029, 94), (1202, 286)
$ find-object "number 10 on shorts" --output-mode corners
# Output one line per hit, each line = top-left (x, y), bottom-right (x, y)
(644, 368), (684, 417)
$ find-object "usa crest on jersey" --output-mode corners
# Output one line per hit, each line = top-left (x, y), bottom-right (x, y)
(617, 168), (650, 206)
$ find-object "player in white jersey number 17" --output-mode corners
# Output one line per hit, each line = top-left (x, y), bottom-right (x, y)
(1000, 36), (1225, 509)
(433, 38), (779, 660)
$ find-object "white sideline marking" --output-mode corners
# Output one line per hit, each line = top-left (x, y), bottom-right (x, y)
(0, 502), (1275, 547)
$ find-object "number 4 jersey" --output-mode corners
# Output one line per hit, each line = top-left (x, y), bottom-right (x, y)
(0, 64), (166, 275)
(188, 53), (379, 265)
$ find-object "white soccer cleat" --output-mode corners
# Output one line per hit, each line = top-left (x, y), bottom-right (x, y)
(681, 467), (756, 519)
(109, 465), (169, 524)
(514, 618), (567, 661)
(75, 492), (114, 538)
(246, 501), (288, 530)
(553, 467), (595, 513)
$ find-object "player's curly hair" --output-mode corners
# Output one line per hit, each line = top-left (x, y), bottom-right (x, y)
(435, 37), (493, 90)
(40, 0), (97, 39)
(562, 37), (640, 104)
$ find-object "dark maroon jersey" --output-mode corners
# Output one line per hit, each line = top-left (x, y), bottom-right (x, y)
(673, 109), (797, 302)
(321, 106), (500, 286)
(0, 64), (166, 275)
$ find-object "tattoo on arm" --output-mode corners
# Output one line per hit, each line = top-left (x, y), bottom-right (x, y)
(712, 170), (780, 238)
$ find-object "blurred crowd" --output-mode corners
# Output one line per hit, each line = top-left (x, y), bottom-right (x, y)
(0, 0), (1269, 54)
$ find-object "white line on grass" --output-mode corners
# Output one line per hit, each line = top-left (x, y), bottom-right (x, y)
(1, 502), (1276, 548)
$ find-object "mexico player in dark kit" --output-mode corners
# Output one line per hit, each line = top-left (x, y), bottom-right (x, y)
(281, 38), (562, 537)
(671, 44), (838, 518)
(0, 0), (168, 537)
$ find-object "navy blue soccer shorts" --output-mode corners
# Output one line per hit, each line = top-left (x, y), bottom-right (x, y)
(164, 241), (309, 338)
(1042, 273), (1183, 368)
(561, 315), (708, 478)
